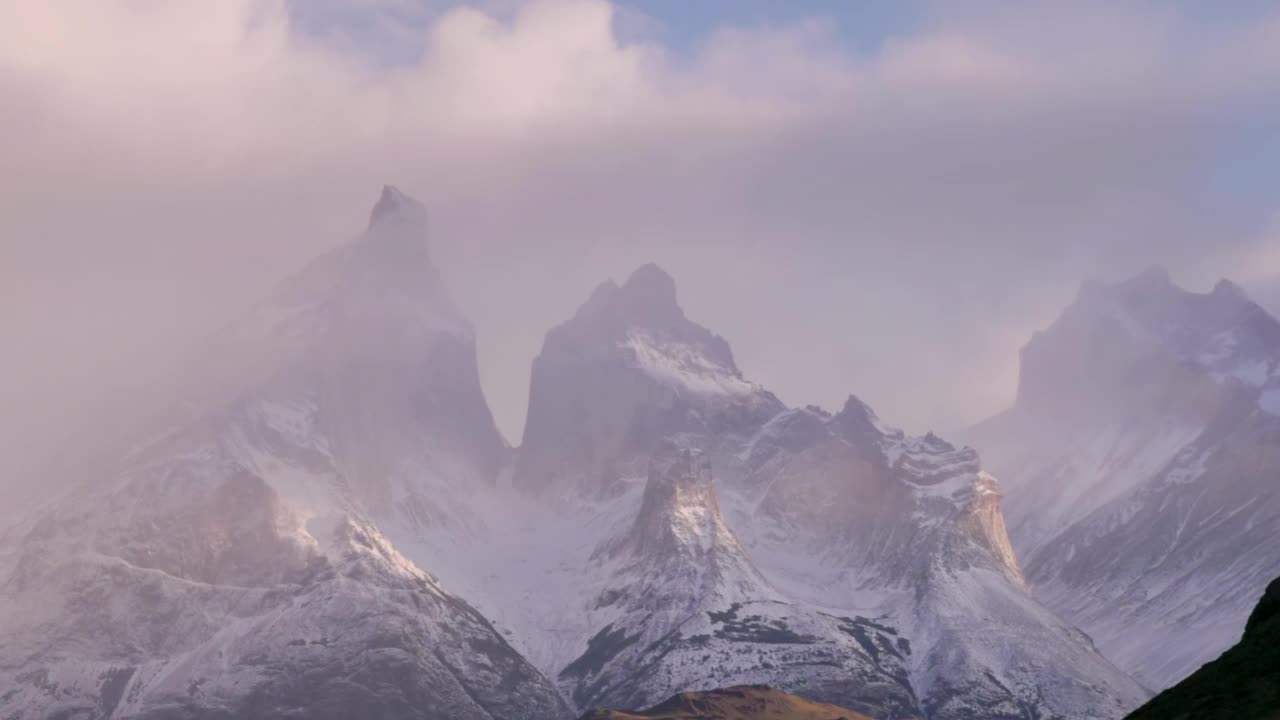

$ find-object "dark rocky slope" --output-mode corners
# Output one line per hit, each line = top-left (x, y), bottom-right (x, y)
(1125, 576), (1280, 720)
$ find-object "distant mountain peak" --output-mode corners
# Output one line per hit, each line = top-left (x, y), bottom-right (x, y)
(1018, 265), (1280, 418)
(834, 394), (897, 440)
(368, 184), (425, 230)
(1076, 265), (1175, 307)
(516, 264), (783, 497)
(1211, 277), (1249, 302)
(357, 184), (433, 268)
(570, 263), (687, 332)
(1087, 265), (1258, 314)
(838, 394), (878, 420)
(621, 262), (679, 305)
(1122, 263), (1173, 290)
(974, 261), (1280, 691)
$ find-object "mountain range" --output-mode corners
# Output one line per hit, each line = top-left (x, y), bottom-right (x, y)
(1, 186), (1242, 719)
(967, 266), (1280, 689)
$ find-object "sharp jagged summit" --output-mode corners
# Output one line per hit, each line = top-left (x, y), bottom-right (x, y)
(368, 183), (426, 229)
(515, 263), (783, 499)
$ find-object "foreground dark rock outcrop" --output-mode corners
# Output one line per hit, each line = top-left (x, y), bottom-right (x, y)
(1124, 576), (1280, 720)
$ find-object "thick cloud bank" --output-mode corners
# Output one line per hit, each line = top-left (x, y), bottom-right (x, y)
(3, 0), (1279, 504)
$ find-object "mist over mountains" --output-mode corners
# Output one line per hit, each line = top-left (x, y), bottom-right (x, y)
(5, 4), (1280, 719)
(2, 185), (1278, 719)
(8, 1), (1280, 527)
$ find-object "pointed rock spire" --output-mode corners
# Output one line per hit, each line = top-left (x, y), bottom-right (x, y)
(355, 184), (434, 274)
(619, 263), (679, 311)
(368, 184), (426, 230)
(570, 262), (686, 331)
(833, 394), (891, 442)
(1212, 277), (1249, 303)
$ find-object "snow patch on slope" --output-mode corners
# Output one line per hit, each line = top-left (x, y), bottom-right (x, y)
(621, 329), (758, 397)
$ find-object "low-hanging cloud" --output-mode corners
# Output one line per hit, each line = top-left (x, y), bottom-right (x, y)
(3, 0), (1280, 505)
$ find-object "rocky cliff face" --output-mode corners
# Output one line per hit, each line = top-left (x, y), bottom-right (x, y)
(729, 400), (1141, 720)
(744, 397), (1024, 590)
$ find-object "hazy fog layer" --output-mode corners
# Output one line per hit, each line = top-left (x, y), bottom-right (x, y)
(3, 0), (1280, 504)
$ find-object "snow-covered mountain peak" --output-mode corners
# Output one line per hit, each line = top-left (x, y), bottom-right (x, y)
(969, 266), (1280, 689)
(611, 444), (749, 567)
(0, 185), (574, 718)
(328, 513), (441, 585)
(620, 329), (760, 398)
(553, 265), (748, 391)
(825, 395), (987, 502)
(515, 265), (783, 498)
(589, 443), (776, 607)
(891, 434), (979, 489)
(832, 394), (903, 442)
(883, 432), (1024, 584)
(1017, 267), (1280, 422)
(1086, 267), (1278, 364)
(563, 443), (931, 716)
(569, 265), (772, 405)
(137, 184), (506, 536)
